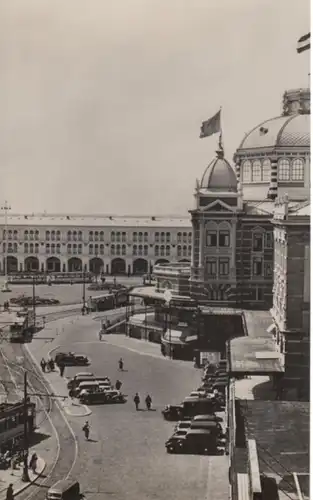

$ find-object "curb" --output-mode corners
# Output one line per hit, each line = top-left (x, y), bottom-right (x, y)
(0, 458), (46, 499)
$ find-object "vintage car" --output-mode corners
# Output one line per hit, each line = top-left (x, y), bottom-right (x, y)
(174, 420), (192, 432)
(189, 420), (223, 435)
(162, 404), (184, 421)
(79, 390), (126, 405)
(55, 352), (90, 366)
(165, 429), (224, 455)
(193, 414), (223, 424)
(67, 373), (95, 390)
(73, 381), (100, 397)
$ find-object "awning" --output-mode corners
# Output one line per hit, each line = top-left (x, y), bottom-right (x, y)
(229, 337), (284, 375)
(163, 330), (197, 345)
(266, 324), (276, 334)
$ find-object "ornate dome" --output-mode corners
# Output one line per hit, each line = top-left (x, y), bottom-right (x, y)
(200, 150), (237, 191)
(235, 88), (310, 154)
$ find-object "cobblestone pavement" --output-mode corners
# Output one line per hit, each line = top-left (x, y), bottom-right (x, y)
(0, 341), (77, 500)
(28, 316), (230, 500)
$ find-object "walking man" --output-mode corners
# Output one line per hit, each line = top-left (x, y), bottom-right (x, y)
(134, 393), (140, 411)
(6, 484), (13, 500)
(59, 362), (65, 377)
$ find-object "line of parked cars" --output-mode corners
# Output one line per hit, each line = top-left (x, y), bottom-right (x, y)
(67, 372), (127, 405)
(163, 359), (228, 455)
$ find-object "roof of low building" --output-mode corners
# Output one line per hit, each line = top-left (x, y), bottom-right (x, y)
(0, 214), (192, 229)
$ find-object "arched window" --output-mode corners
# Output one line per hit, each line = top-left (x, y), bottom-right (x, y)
(13, 243), (18, 253)
(73, 231), (77, 241)
(56, 244), (61, 254)
(160, 232), (165, 243)
(242, 160), (252, 182)
(94, 231), (99, 241)
(160, 245), (165, 256)
(35, 243), (39, 254)
(138, 232), (143, 243)
(51, 243), (55, 253)
(138, 245), (143, 256)
(188, 232), (192, 243)
(8, 230), (12, 240)
(29, 230), (34, 240)
(133, 232), (137, 243)
(122, 244), (126, 256)
(177, 245), (182, 257)
(116, 244), (121, 255)
(262, 159), (271, 182)
(183, 245), (187, 256)
(218, 222), (231, 247)
(177, 232), (182, 243)
(94, 244), (98, 254)
(165, 245), (170, 256)
(111, 244), (115, 255)
(67, 244), (72, 254)
(206, 222), (218, 247)
(144, 245), (148, 256)
(278, 158), (290, 181)
(29, 243), (34, 253)
(56, 231), (61, 241)
(89, 231), (93, 242)
(166, 232), (170, 243)
(78, 231), (82, 241)
(291, 158), (304, 181)
(122, 232), (126, 242)
(183, 232), (187, 241)
(99, 231), (104, 241)
(144, 232), (148, 242)
(46, 244), (50, 254)
(51, 230), (55, 241)
(46, 231), (50, 241)
(155, 232), (159, 243)
(100, 244), (104, 255)
(116, 232), (121, 242)
(252, 160), (262, 181)
(188, 245), (192, 256)
(24, 230), (28, 240)
(35, 230), (39, 240)
(67, 231), (72, 241)
(13, 230), (18, 240)
(78, 244), (82, 254)
(89, 244), (93, 255)
(133, 245), (137, 256)
(111, 231), (115, 242)
(24, 243), (28, 253)
(155, 245), (159, 257)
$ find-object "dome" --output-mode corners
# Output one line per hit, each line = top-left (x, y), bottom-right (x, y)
(237, 113), (310, 151)
(200, 150), (237, 191)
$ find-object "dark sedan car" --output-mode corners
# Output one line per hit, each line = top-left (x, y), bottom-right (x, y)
(165, 429), (224, 455)
(55, 352), (90, 366)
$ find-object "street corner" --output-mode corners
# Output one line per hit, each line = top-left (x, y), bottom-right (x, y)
(61, 400), (92, 417)
(0, 457), (46, 500)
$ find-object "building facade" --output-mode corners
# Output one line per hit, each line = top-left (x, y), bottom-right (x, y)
(0, 215), (192, 275)
(271, 196), (310, 396)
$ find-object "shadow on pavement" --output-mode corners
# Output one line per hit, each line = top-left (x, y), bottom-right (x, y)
(86, 439), (98, 443)
(30, 432), (51, 447)
(252, 380), (276, 400)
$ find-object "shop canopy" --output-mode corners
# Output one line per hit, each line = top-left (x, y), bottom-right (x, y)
(229, 337), (284, 375)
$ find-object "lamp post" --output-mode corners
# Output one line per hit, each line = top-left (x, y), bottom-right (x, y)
(32, 276), (36, 330)
(1, 200), (11, 289)
(163, 289), (172, 359)
(22, 371), (30, 482)
(82, 270), (86, 314)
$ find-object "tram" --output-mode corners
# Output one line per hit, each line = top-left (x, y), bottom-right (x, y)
(0, 401), (36, 452)
(88, 289), (128, 312)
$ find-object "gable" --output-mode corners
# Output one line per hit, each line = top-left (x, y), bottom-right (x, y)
(199, 198), (237, 212)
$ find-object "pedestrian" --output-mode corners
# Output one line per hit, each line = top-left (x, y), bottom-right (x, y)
(118, 358), (124, 371)
(29, 453), (38, 473)
(40, 358), (46, 373)
(133, 393), (140, 411)
(145, 394), (152, 410)
(59, 363), (65, 377)
(115, 380), (122, 391)
(6, 484), (13, 500)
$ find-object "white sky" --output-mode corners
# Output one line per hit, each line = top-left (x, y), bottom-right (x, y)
(0, 0), (310, 215)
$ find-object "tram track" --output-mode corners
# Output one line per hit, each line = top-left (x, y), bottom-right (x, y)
(0, 342), (78, 500)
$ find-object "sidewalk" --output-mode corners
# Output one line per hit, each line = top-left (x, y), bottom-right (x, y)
(234, 375), (275, 400)
(0, 457), (45, 500)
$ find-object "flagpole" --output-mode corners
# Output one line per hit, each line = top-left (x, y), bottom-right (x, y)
(219, 106), (223, 153)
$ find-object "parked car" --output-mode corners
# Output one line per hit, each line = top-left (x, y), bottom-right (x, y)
(165, 429), (224, 455)
(189, 391), (207, 398)
(162, 405), (184, 421)
(73, 381), (100, 397)
(55, 352), (90, 366)
(174, 420), (192, 432)
(79, 390), (126, 405)
(190, 420), (223, 434)
(67, 373), (95, 390)
(193, 414), (223, 423)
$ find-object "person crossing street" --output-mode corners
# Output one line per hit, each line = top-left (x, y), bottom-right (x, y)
(133, 393), (140, 411)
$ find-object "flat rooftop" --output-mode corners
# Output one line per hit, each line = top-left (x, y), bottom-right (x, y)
(0, 214), (191, 228)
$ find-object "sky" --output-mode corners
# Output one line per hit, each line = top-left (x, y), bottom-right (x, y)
(0, 0), (310, 215)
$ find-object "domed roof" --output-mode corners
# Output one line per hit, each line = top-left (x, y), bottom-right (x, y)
(200, 150), (237, 191)
(237, 113), (310, 151)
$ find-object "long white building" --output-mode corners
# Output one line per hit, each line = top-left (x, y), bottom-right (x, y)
(0, 214), (192, 275)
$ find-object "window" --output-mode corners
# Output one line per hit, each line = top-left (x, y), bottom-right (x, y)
(144, 232), (148, 242)
(160, 245), (165, 256)
(188, 232), (192, 244)
(13, 243), (17, 253)
(73, 231), (77, 241)
(252, 257), (263, 276)
(207, 259), (217, 277)
(24, 243), (28, 253)
(99, 231), (104, 241)
(51, 243), (56, 254)
(251, 287), (264, 301)
(72, 243), (77, 254)
(252, 160), (262, 181)
(111, 232), (115, 242)
(264, 262), (273, 277)
(24, 230), (28, 240)
(111, 245), (116, 255)
(219, 230), (230, 247)
(160, 232), (165, 243)
(188, 245), (192, 256)
(207, 231), (217, 247)
(133, 245), (137, 256)
(94, 244), (99, 254)
(138, 232), (143, 243)
(56, 231), (61, 241)
(78, 244), (82, 254)
(94, 231), (99, 241)
(56, 244), (61, 254)
(29, 243), (34, 253)
(165, 245), (170, 256)
(116, 244), (121, 256)
(7, 243), (12, 253)
(35, 243), (39, 254)
(242, 160), (252, 182)
(177, 245), (182, 257)
(262, 159), (271, 182)
(166, 232), (170, 243)
(29, 230), (34, 240)
(278, 158), (290, 181)
(177, 232), (182, 243)
(144, 245), (148, 256)
(133, 232), (137, 243)
(67, 231), (72, 241)
(155, 232), (159, 243)
(291, 158), (304, 181)
(89, 231), (93, 242)
(183, 232), (187, 242)
(252, 232), (263, 251)
(13, 230), (18, 240)
(100, 244), (104, 255)
(45, 244), (50, 254)
(219, 258), (229, 276)
(8, 230), (12, 240)
(122, 245), (126, 256)
(67, 244), (72, 254)
(122, 232), (126, 242)
(78, 231), (83, 241)
(116, 232), (121, 242)
(265, 231), (273, 249)
(35, 230), (39, 240)
(89, 244), (93, 255)
(182, 245), (187, 257)
(51, 231), (56, 241)
(155, 245), (159, 257)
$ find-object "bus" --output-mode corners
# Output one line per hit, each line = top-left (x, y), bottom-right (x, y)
(88, 289), (128, 312)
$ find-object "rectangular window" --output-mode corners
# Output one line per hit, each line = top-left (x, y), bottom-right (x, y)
(252, 233), (263, 251)
(207, 231), (217, 247)
(219, 258), (229, 276)
(207, 259), (217, 277)
(265, 231), (273, 249)
(252, 257), (263, 276)
(251, 287), (264, 301)
(264, 262), (273, 277)
(219, 230), (230, 247)
(155, 232), (159, 243)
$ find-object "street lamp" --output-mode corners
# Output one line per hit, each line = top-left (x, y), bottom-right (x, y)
(32, 276), (36, 331)
(163, 289), (172, 359)
(1, 200), (11, 292)
(82, 270), (86, 314)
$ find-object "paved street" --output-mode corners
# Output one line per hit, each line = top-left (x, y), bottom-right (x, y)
(28, 316), (229, 500)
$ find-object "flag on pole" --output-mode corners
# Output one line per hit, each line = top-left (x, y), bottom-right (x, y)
(297, 33), (310, 53)
(200, 109), (221, 139)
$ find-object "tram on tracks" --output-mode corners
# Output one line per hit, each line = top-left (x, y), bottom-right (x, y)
(0, 401), (36, 452)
